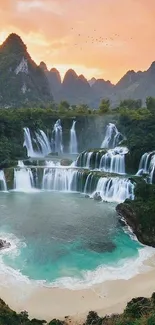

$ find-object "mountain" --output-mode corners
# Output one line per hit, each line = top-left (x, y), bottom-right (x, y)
(56, 69), (93, 105)
(91, 79), (114, 106)
(0, 33), (155, 108)
(88, 77), (96, 86)
(0, 34), (53, 107)
(110, 62), (155, 106)
(39, 63), (61, 98)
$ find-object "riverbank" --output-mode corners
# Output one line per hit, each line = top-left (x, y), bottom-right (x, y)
(0, 256), (155, 322)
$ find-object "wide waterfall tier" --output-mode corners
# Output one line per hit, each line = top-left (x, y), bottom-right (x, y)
(69, 120), (78, 154)
(23, 127), (52, 158)
(0, 170), (7, 191)
(101, 123), (124, 149)
(136, 151), (155, 183)
(75, 147), (128, 174)
(1, 162), (135, 203)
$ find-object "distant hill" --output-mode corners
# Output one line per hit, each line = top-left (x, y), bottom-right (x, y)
(0, 34), (53, 108)
(0, 33), (155, 108)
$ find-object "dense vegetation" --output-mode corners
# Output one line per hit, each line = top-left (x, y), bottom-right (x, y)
(117, 97), (155, 171)
(116, 181), (155, 246)
(85, 293), (155, 325)
(1, 96), (155, 171)
(1, 293), (155, 325)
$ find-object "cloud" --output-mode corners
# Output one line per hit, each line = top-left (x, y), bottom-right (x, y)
(17, 0), (64, 15)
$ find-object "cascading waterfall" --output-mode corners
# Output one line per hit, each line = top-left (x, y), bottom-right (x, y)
(0, 160), (135, 203)
(101, 123), (124, 149)
(42, 168), (78, 191)
(75, 147), (128, 174)
(149, 155), (155, 183)
(136, 152), (153, 175)
(99, 147), (128, 174)
(92, 177), (134, 203)
(0, 170), (7, 191)
(23, 127), (51, 158)
(17, 160), (25, 168)
(45, 161), (60, 167)
(35, 130), (51, 156)
(136, 151), (155, 183)
(69, 121), (78, 154)
(14, 161), (34, 191)
(23, 127), (35, 158)
(52, 119), (63, 153)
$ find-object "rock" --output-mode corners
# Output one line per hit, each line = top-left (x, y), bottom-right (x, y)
(93, 192), (102, 201)
(84, 194), (90, 198)
(60, 159), (73, 166)
(0, 239), (11, 250)
(116, 202), (155, 247)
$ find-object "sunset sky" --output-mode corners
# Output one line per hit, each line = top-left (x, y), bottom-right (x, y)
(0, 0), (155, 83)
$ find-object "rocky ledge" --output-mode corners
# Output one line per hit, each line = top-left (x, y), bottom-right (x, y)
(116, 202), (155, 247)
(0, 239), (11, 250)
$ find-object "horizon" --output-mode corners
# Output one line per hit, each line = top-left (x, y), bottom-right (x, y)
(0, 0), (155, 82)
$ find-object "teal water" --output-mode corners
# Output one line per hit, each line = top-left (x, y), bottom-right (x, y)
(0, 191), (144, 287)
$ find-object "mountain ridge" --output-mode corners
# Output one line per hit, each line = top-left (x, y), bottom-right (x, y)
(0, 33), (155, 108)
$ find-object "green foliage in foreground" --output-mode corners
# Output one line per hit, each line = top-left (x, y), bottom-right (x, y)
(85, 294), (155, 325)
(1, 293), (155, 325)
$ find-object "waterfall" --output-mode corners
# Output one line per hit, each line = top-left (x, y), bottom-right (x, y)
(52, 119), (63, 153)
(0, 170), (7, 191)
(92, 178), (134, 203)
(35, 130), (51, 156)
(23, 127), (51, 158)
(75, 147), (128, 174)
(101, 123), (124, 149)
(69, 121), (78, 154)
(45, 161), (60, 167)
(14, 162), (34, 192)
(18, 160), (25, 167)
(42, 168), (79, 191)
(84, 173), (93, 193)
(99, 147), (128, 174)
(136, 152), (155, 183)
(23, 127), (36, 158)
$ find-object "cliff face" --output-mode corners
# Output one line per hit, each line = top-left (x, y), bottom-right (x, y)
(116, 200), (155, 247)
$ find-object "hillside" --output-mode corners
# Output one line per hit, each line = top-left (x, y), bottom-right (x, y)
(0, 34), (53, 108)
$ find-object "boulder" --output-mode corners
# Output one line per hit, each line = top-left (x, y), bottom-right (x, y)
(0, 239), (11, 250)
(93, 192), (102, 201)
(60, 159), (73, 166)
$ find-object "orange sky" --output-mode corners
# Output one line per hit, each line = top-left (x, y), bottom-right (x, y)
(0, 0), (155, 83)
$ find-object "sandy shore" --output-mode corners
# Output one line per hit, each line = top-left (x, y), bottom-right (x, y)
(0, 257), (155, 323)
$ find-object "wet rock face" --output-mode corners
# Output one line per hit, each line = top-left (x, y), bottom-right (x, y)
(116, 202), (155, 247)
(60, 159), (73, 166)
(0, 239), (11, 250)
(93, 192), (102, 201)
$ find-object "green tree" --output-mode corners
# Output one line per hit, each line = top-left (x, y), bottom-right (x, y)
(146, 97), (155, 112)
(120, 99), (142, 109)
(99, 99), (110, 114)
(58, 100), (70, 112)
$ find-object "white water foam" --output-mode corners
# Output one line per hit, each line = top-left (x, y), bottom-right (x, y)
(51, 245), (155, 289)
(0, 231), (155, 290)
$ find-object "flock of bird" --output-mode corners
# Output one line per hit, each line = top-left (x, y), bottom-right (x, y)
(70, 27), (133, 50)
